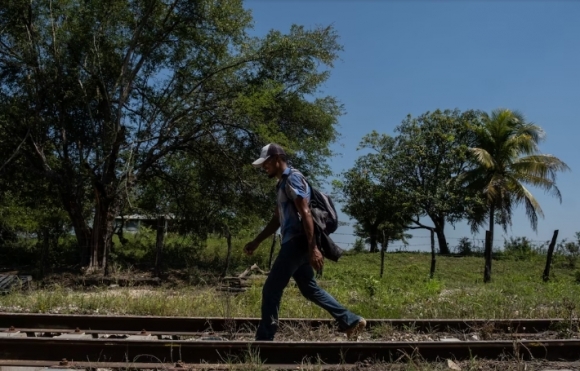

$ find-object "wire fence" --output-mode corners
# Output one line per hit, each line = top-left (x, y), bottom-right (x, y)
(330, 230), (559, 251)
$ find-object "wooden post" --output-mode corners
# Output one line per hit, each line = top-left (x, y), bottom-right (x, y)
(40, 228), (50, 278)
(430, 229), (436, 279)
(222, 225), (232, 277)
(542, 230), (559, 282)
(484, 230), (492, 283)
(268, 234), (278, 270)
(155, 215), (167, 277)
(380, 240), (388, 278)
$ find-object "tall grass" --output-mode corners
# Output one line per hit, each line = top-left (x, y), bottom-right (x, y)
(2, 238), (580, 320)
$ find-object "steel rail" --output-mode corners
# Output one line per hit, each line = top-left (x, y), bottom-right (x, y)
(0, 359), (354, 370)
(0, 327), (562, 340)
(0, 327), (236, 338)
(0, 313), (567, 333)
(1, 359), (579, 371)
(0, 337), (579, 363)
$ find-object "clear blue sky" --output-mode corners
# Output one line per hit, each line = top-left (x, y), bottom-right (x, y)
(245, 0), (580, 252)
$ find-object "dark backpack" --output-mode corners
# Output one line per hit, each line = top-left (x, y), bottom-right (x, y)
(284, 169), (338, 234)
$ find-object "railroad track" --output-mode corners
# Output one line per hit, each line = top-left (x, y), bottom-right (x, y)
(0, 313), (579, 369)
(0, 312), (570, 332)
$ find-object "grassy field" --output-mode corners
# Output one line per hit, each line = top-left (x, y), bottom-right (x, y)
(2, 237), (580, 371)
(2, 241), (580, 320)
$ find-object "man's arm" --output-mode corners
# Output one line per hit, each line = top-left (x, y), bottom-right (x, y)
(244, 206), (280, 256)
(294, 196), (324, 271)
(294, 197), (315, 250)
(253, 206), (280, 244)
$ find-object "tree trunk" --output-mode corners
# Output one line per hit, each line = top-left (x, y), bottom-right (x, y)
(268, 234), (277, 270)
(62, 180), (119, 274)
(101, 201), (116, 276)
(155, 215), (167, 277)
(369, 225), (379, 253)
(430, 229), (436, 279)
(380, 239), (389, 278)
(90, 192), (118, 274)
(222, 225), (232, 277)
(484, 230), (492, 283)
(434, 221), (450, 255)
(484, 204), (495, 283)
(543, 230), (559, 282)
(61, 191), (92, 266)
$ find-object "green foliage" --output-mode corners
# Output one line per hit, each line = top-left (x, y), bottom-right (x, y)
(502, 236), (541, 261)
(556, 232), (580, 269)
(459, 109), (570, 282)
(391, 109), (487, 255)
(362, 276), (379, 298)
(0, 156), (73, 273)
(0, 0), (344, 267)
(0, 238), (37, 266)
(108, 227), (270, 275)
(341, 109), (485, 255)
(460, 109), (570, 237)
(334, 134), (415, 253)
(352, 238), (366, 254)
(454, 237), (473, 256)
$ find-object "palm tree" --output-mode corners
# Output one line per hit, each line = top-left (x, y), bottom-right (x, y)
(460, 109), (570, 282)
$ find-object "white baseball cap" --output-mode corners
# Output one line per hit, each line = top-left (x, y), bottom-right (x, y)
(252, 143), (286, 167)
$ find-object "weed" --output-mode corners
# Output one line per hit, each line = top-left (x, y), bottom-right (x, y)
(369, 322), (396, 340)
(362, 276), (379, 298)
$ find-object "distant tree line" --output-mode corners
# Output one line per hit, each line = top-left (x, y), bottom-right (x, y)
(333, 108), (570, 281)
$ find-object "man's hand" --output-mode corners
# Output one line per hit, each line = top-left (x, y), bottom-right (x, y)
(309, 246), (324, 271)
(244, 240), (260, 256)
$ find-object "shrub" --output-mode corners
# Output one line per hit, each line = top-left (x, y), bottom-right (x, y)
(454, 237), (473, 256)
(352, 238), (366, 254)
(555, 232), (580, 270)
(503, 236), (538, 261)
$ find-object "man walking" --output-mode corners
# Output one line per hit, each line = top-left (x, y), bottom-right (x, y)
(244, 143), (366, 341)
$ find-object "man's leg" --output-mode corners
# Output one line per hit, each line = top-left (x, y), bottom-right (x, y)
(255, 239), (305, 340)
(293, 261), (363, 333)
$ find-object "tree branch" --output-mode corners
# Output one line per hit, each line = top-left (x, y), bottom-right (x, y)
(0, 129), (30, 173)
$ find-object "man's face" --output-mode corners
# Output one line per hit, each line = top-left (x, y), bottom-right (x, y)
(261, 155), (278, 178)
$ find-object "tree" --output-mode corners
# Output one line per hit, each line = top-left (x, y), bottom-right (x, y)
(459, 109), (570, 282)
(335, 170), (387, 253)
(334, 134), (414, 256)
(390, 109), (483, 254)
(0, 0), (342, 271)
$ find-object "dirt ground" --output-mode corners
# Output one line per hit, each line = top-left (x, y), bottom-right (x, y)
(1, 264), (217, 289)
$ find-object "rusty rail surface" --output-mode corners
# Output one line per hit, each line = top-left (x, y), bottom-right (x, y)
(0, 359), (357, 370)
(0, 336), (579, 363)
(0, 313), (567, 333)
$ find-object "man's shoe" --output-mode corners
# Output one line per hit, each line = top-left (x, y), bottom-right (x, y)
(345, 318), (366, 339)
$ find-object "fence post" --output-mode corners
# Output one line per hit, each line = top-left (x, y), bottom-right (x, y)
(484, 231), (492, 283)
(542, 230), (559, 282)
(430, 229), (436, 279)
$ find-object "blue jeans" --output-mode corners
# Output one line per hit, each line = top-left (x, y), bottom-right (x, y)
(255, 235), (361, 340)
